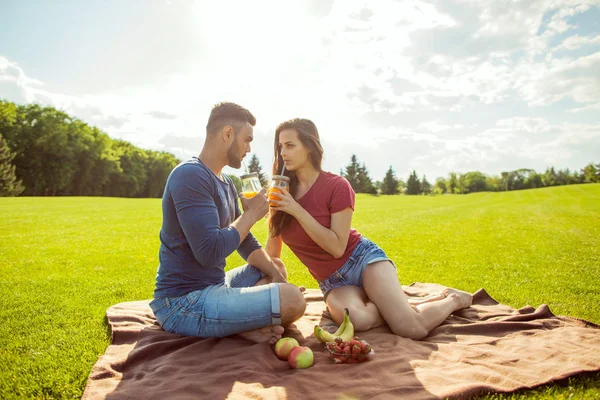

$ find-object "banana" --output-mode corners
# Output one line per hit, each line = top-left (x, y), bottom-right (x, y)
(314, 308), (354, 343)
(332, 312), (348, 336)
(314, 326), (337, 343)
(338, 308), (355, 342)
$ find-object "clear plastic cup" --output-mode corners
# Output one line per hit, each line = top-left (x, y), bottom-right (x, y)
(268, 175), (290, 206)
(240, 172), (262, 198)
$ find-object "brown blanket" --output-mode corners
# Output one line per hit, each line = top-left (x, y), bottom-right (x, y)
(82, 283), (600, 400)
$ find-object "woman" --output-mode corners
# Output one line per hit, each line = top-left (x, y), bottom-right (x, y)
(265, 118), (472, 340)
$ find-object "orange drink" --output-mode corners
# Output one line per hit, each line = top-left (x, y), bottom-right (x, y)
(269, 175), (290, 207)
(242, 191), (258, 198)
(240, 172), (262, 201)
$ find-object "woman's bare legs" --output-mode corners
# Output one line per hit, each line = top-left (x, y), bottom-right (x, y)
(363, 261), (471, 339)
(325, 286), (386, 331)
(406, 292), (446, 306)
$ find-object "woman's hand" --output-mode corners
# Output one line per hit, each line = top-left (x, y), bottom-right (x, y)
(269, 269), (288, 284)
(269, 188), (302, 217)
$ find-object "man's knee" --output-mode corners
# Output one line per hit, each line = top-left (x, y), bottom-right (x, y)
(278, 283), (306, 325)
(272, 257), (287, 280)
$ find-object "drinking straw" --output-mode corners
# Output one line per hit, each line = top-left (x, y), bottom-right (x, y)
(281, 161), (286, 175)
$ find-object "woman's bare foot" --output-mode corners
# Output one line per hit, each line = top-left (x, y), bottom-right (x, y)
(237, 325), (285, 344)
(443, 288), (473, 309)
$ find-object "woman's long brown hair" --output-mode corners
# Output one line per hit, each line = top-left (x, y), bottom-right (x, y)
(268, 118), (324, 237)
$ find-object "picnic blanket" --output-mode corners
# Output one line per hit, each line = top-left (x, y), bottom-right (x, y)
(82, 283), (600, 400)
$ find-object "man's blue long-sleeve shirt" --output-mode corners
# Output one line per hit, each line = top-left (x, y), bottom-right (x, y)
(154, 157), (261, 298)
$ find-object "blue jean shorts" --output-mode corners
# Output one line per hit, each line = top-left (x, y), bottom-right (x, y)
(318, 237), (396, 299)
(149, 264), (281, 338)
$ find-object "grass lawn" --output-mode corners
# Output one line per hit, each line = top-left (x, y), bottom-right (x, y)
(1, 184), (599, 399)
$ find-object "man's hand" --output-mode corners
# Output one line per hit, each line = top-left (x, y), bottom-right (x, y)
(239, 188), (269, 221)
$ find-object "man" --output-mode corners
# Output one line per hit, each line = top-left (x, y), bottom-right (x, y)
(150, 102), (306, 343)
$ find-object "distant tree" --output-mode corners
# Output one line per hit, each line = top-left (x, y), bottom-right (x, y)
(456, 173), (467, 194)
(247, 154), (269, 187)
(373, 180), (382, 194)
(357, 162), (377, 194)
(524, 171), (543, 189)
(434, 177), (447, 195)
(227, 174), (242, 193)
(583, 163), (599, 183)
(397, 179), (406, 193)
(421, 175), (431, 195)
(381, 166), (399, 195)
(406, 170), (421, 195)
(0, 133), (24, 196)
(343, 154), (361, 191)
(463, 171), (488, 193)
(500, 171), (513, 191)
(143, 151), (180, 197)
(542, 167), (557, 187)
(486, 175), (502, 192)
(447, 172), (457, 194)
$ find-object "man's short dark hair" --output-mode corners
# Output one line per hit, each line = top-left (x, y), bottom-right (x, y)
(206, 102), (256, 135)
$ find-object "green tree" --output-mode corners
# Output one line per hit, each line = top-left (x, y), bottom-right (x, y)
(486, 175), (502, 191)
(583, 163), (599, 183)
(227, 174), (242, 193)
(373, 180), (382, 194)
(434, 177), (447, 195)
(447, 172), (457, 194)
(0, 133), (24, 196)
(463, 171), (488, 193)
(542, 167), (557, 187)
(357, 162), (376, 194)
(381, 166), (399, 195)
(406, 170), (421, 195)
(247, 154), (268, 187)
(343, 154), (361, 191)
(421, 175), (431, 195)
(143, 151), (180, 197)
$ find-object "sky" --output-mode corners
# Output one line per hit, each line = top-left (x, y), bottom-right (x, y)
(1, 0), (599, 182)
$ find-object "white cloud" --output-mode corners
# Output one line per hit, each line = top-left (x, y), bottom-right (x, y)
(517, 52), (600, 105)
(553, 34), (600, 51)
(420, 121), (465, 133)
(1, 0), (599, 181)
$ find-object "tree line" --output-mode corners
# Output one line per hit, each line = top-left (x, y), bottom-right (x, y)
(241, 152), (600, 196)
(1, 100), (598, 197)
(0, 100), (180, 197)
(338, 154), (600, 195)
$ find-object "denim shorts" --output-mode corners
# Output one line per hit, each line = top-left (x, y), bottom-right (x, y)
(318, 237), (396, 299)
(149, 264), (281, 338)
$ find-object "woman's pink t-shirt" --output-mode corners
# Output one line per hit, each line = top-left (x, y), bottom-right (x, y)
(280, 171), (362, 281)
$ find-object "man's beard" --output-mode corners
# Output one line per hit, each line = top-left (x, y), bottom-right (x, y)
(227, 142), (242, 168)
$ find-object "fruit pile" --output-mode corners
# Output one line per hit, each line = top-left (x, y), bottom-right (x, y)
(274, 337), (314, 369)
(314, 308), (355, 344)
(326, 337), (374, 364)
(314, 307), (375, 364)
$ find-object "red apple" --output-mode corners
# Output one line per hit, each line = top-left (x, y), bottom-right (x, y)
(274, 337), (300, 360)
(288, 346), (314, 369)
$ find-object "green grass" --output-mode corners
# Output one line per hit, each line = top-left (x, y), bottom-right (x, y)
(1, 184), (599, 399)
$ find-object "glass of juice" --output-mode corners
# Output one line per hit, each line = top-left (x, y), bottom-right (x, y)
(240, 172), (262, 198)
(268, 175), (290, 206)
